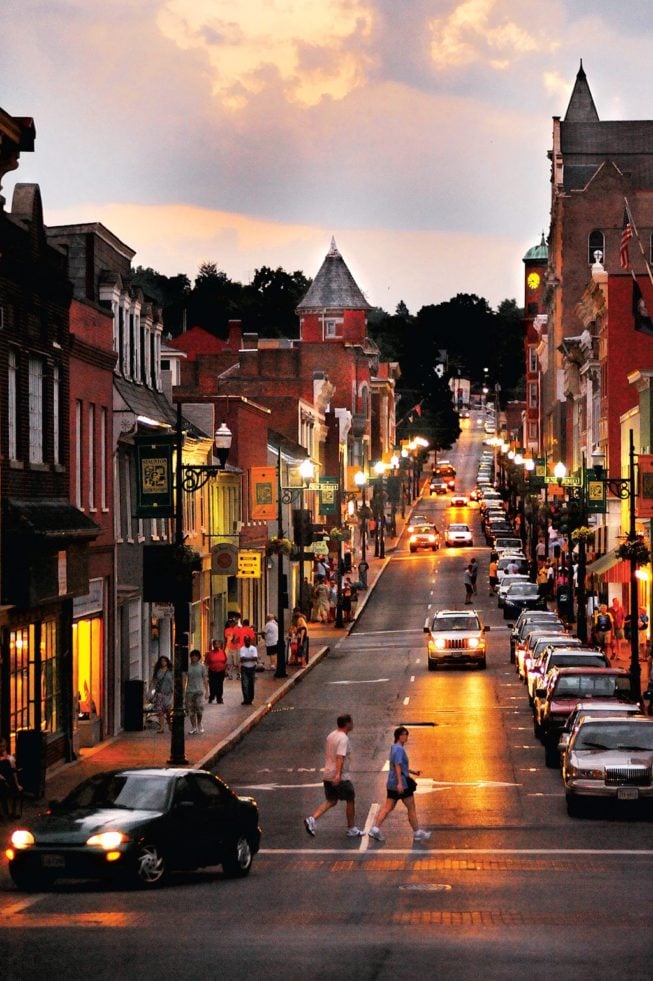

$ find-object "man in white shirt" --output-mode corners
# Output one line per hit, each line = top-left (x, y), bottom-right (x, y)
(304, 714), (363, 838)
(238, 637), (258, 705)
(260, 613), (279, 671)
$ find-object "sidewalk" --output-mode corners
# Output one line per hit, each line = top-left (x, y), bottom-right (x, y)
(7, 499), (419, 823)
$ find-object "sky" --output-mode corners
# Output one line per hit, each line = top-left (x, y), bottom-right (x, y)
(3, 0), (653, 315)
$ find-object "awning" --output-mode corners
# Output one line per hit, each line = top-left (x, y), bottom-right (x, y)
(5, 498), (100, 541)
(585, 552), (630, 583)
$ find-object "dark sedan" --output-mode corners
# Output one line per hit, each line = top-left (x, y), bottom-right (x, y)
(503, 581), (546, 619)
(6, 767), (261, 890)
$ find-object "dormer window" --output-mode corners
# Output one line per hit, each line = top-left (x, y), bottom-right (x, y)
(325, 319), (338, 338)
(588, 229), (604, 265)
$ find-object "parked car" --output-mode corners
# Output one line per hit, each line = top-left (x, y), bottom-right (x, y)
(527, 648), (608, 706)
(496, 554), (529, 583)
(6, 768), (262, 891)
(409, 524), (440, 553)
(562, 716), (653, 816)
(510, 610), (563, 663)
(557, 701), (644, 761)
(497, 574), (530, 608)
(517, 629), (572, 681)
(503, 581), (547, 619)
(424, 609), (487, 670)
(444, 523), (473, 547)
(534, 667), (639, 767)
(494, 537), (523, 554)
(430, 480), (448, 496)
(407, 514), (431, 532)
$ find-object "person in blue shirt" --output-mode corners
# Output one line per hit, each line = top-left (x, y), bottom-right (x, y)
(368, 727), (431, 843)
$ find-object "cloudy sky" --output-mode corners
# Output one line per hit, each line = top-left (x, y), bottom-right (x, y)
(3, 0), (653, 314)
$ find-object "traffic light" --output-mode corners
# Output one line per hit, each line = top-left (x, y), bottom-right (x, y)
(292, 509), (313, 547)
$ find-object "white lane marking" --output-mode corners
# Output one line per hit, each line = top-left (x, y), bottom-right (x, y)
(353, 629), (427, 637)
(427, 604), (431, 610)
(236, 782), (324, 791)
(260, 848), (653, 856)
(410, 675), (415, 682)
(359, 802), (379, 853)
(327, 678), (389, 686)
(2, 896), (43, 915)
(415, 658), (421, 664)
(403, 696), (410, 705)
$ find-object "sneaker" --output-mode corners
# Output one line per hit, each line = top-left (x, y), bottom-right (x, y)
(198, 726), (204, 734)
(367, 826), (385, 842)
(304, 816), (316, 837)
(346, 826), (364, 838)
(188, 728), (197, 735)
(413, 829), (431, 841)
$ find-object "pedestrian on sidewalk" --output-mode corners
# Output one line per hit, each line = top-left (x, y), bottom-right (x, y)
(609, 597), (625, 660)
(463, 565), (473, 604)
(469, 557), (479, 594)
(368, 727), (430, 843)
(239, 636), (258, 705)
(224, 615), (241, 680)
(304, 714), (363, 839)
(489, 556), (499, 595)
(592, 605), (614, 656)
(205, 639), (227, 703)
(260, 613), (279, 671)
(186, 649), (209, 734)
(152, 656), (173, 733)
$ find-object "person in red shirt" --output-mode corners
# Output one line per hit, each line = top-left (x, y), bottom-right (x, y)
(205, 639), (228, 703)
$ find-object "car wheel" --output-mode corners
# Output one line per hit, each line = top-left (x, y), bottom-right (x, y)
(222, 836), (254, 877)
(509, 648), (515, 664)
(410, 547), (416, 553)
(544, 740), (559, 768)
(9, 866), (54, 892)
(477, 658), (487, 670)
(432, 546), (437, 552)
(533, 718), (543, 741)
(133, 843), (167, 887)
(428, 659), (437, 671)
(566, 794), (585, 818)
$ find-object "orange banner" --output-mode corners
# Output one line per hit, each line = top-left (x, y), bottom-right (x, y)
(250, 467), (278, 521)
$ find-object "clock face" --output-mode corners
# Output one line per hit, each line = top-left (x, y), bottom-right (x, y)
(527, 271), (541, 291)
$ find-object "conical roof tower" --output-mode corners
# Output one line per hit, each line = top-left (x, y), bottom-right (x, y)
(564, 60), (599, 122)
(297, 237), (370, 314)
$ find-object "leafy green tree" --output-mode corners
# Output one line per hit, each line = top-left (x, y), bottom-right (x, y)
(241, 266), (311, 338)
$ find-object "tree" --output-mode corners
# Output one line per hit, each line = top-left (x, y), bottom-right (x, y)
(129, 266), (191, 336)
(241, 266), (311, 338)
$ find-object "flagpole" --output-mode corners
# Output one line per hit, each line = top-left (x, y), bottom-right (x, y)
(624, 196), (653, 286)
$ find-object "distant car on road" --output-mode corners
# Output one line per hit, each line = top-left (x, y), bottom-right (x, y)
(409, 524), (440, 553)
(449, 493), (469, 508)
(444, 523), (473, 547)
(430, 480), (448, 496)
(6, 768), (261, 891)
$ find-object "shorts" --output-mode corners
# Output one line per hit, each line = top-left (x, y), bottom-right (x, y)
(614, 628), (624, 640)
(185, 691), (204, 716)
(387, 787), (414, 801)
(323, 779), (355, 802)
(594, 631), (609, 646)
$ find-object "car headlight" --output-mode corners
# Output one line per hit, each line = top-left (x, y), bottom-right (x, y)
(86, 831), (129, 850)
(567, 765), (604, 780)
(10, 829), (35, 850)
(434, 637), (446, 650)
(468, 637), (480, 649)
(426, 535), (435, 542)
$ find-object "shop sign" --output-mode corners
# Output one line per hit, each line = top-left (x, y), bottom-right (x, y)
(73, 577), (104, 618)
(585, 474), (607, 514)
(237, 550), (262, 579)
(211, 543), (239, 576)
(251, 467), (278, 520)
(637, 454), (653, 519)
(318, 477), (339, 515)
(135, 435), (175, 518)
(312, 541), (330, 556)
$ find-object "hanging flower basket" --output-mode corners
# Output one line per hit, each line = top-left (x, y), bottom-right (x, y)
(358, 505), (373, 521)
(616, 539), (651, 565)
(571, 526), (594, 544)
(328, 527), (348, 542)
(265, 536), (293, 557)
(173, 544), (202, 568)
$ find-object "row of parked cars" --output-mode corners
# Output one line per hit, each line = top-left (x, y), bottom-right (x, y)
(509, 607), (652, 816)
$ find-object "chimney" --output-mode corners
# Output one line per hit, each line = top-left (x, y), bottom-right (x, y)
(227, 319), (242, 351)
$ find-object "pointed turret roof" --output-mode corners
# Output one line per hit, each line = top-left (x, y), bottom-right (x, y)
(564, 60), (599, 122)
(297, 237), (371, 313)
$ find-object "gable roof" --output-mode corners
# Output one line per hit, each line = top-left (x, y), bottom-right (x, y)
(167, 325), (235, 361)
(297, 237), (371, 313)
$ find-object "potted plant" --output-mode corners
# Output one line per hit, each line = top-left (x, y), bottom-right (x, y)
(265, 536), (293, 557)
(616, 538), (651, 565)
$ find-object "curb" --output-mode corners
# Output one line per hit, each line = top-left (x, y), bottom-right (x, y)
(196, 643), (331, 771)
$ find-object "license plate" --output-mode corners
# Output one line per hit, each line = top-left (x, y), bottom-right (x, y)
(42, 854), (65, 868)
(617, 788), (639, 801)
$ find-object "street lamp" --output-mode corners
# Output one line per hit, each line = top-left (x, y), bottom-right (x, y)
(170, 409), (232, 766)
(553, 461), (567, 484)
(372, 461), (386, 559)
(296, 458), (315, 615)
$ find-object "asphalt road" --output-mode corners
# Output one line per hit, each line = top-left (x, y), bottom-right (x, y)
(1, 417), (651, 980)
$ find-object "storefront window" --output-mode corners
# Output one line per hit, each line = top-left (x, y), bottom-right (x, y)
(40, 620), (59, 734)
(72, 618), (103, 722)
(9, 627), (34, 747)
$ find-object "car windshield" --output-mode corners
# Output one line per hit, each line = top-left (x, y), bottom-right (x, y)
(554, 675), (631, 697)
(575, 723), (653, 752)
(433, 615), (480, 631)
(449, 524), (469, 532)
(506, 583), (537, 596)
(414, 526), (434, 534)
(64, 773), (172, 811)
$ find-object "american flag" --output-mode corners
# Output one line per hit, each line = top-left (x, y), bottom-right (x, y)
(620, 210), (633, 269)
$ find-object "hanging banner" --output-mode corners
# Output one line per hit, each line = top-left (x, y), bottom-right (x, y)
(530, 457), (546, 489)
(135, 435), (175, 518)
(586, 473), (607, 514)
(251, 467), (278, 521)
(318, 476), (339, 515)
(637, 454), (653, 518)
(237, 550), (262, 579)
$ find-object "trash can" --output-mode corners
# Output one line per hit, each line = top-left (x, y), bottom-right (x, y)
(124, 679), (145, 732)
(556, 585), (573, 620)
(16, 730), (46, 799)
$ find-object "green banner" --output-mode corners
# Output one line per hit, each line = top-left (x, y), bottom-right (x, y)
(585, 474), (607, 513)
(318, 476), (339, 516)
(135, 435), (175, 518)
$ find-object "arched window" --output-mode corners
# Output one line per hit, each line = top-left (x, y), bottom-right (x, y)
(360, 384), (369, 417)
(588, 229), (604, 265)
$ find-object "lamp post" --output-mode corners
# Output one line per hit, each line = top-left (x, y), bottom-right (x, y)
(296, 458), (315, 615)
(590, 431), (640, 693)
(372, 462), (386, 559)
(169, 406), (232, 766)
(354, 470), (367, 567)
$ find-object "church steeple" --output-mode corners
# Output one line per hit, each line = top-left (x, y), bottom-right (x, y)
(564, 60), (599, 122)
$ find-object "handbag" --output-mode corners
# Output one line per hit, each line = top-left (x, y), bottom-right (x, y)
(405, 776), (418, 795)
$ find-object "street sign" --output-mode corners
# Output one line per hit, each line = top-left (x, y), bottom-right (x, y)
(544, 476), (581, 487)
(312, 541), (330, 556)
(237, 550), (262, 579)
